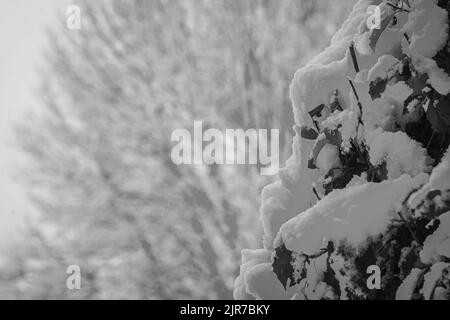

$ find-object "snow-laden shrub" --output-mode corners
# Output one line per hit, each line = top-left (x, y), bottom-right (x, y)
(235, 0), (450, 300)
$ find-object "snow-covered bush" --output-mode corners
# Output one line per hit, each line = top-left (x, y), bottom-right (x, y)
(235, 0), (450, 300)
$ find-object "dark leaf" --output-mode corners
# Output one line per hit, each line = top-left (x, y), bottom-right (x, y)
(407, 72), (428, 96)
(323, 128), (343, 147)
(369, 77), (388, 100)
(308, 104), (325, 118)
(300, 126), (319, 140)
(427, 94), (450, 133)
(272, 244), (295, 289)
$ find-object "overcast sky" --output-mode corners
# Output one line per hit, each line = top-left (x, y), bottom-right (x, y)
(0, 0), (68, 252)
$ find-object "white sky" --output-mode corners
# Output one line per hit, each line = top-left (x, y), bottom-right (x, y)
(0, 0), (68, 252)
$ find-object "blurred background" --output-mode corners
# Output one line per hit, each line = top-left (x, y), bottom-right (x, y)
(0, 0), (355, 299)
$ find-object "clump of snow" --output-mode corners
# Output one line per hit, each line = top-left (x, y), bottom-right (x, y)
(289, 0), (375, 128)
(245, 263), (301, 300)
(316, 144), (342, 174)
(346, 173), (370, 188)
(290, 59), (351, 128)
(322, 109), (359, 152)
(420, 211), (450, 264)
(331, 0), (378, 45)
(260, 182), (294, 249)
(233, 249), (272, 300)
(396, 268), (424, 300)
(363, 81), (413, 131)
(367, 129), (432, 179)
(401, 0), (449, 60)
(408, 147), (450, 209)
(260, 166), (317, 249)
(401, 0), (450, 95)
(368, 55), (400, 82)
(300, 253), (330, 300)
(414, 58), (450, 95)
(275, 174), (428, 256)
(420, 262), (450, 300)
(380, 81), (413, 105)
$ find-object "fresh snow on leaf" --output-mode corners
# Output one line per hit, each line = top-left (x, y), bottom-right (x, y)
(244, 263), (302, 300)
(420, 211), (450, 264)
(401, 0), (449, 60)
(260, 166), (317, 249)
(409, 146), (450, 209)
(368, 55), (400, 82)
(321, 109), (359, 152)
(396, 268), (424, 300)
(414, 58), (450, 95)
(364, 81), (413, 131)
(275, 174), (428, 255)
(316, 144), (342, 174)
(367, 129), (432, 179)
(420, 262), (450, 300)
(233, 249), (272, 300)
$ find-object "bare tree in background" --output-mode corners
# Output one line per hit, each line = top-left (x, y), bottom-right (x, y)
(1, 0), (354, 299)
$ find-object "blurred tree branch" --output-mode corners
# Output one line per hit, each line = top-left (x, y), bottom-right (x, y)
(3, 0), (355, 299)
